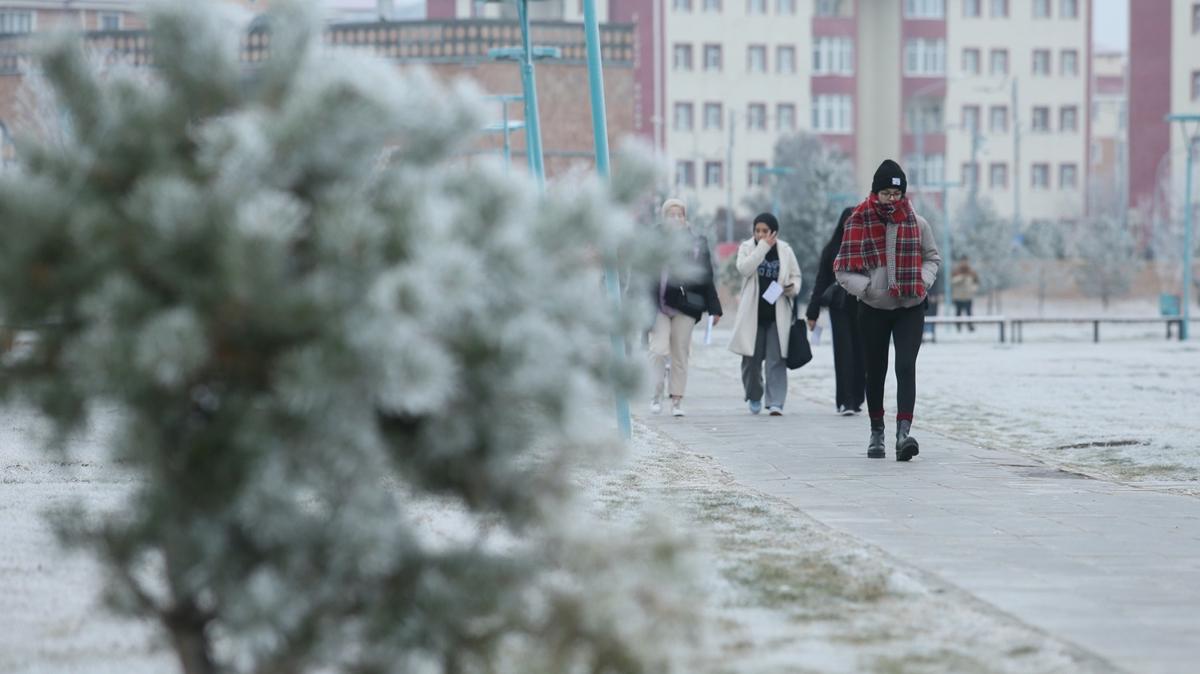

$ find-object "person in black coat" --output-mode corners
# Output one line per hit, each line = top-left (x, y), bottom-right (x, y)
(806, 207), (866, 415)
(647, 198), (723, 417)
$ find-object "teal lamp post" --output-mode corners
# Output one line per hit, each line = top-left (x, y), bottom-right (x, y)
(1166, 114), (1200, 340)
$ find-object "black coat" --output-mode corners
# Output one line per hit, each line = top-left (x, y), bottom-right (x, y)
(655, 234), (723, 322)
(806, 231), (854, 322)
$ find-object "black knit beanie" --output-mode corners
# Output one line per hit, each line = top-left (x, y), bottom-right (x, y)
(871, 159), (907, 195)
(754, 212), (779, 233)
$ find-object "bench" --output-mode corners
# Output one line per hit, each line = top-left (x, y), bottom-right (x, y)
(924, 315), (1007, 343)
(1010, 317), (1185, 343)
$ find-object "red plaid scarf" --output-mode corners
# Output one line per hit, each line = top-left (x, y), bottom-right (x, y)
(832, 194), (925, 298)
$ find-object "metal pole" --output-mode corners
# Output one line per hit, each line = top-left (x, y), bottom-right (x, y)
(582, 0), (631, 439)
(1012, 78), (1020, 240)
(501, 101), (511, 168)
(516, 0), (546, 188)
(1185, 140), (1195, 340)
(943, 179), (953, 313)
(725, 108), (735, 242)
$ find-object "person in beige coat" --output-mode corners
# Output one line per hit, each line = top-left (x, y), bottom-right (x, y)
(728, 213), (801, 416)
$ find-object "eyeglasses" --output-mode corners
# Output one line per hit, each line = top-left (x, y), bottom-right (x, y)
(878, 190), (903, 199)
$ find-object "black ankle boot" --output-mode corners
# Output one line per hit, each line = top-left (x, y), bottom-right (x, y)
(867, 419), (885, 459)
(896, 419), (920, 462)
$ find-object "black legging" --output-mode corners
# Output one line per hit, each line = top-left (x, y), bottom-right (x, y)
(829, 303), (865, 411)
(858, 302), (925, 422)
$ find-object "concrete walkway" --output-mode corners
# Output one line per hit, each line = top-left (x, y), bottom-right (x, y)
(640, 352), (1200, 674)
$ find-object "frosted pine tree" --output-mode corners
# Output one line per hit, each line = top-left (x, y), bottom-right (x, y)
(952, 198), (1021, 311)
(750, 132), (857, 292)
(1071, 195), (1142, 309)
(0, 3), (697, 673)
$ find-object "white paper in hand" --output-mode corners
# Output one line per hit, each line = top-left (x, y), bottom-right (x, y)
(761, 280), (784, 305)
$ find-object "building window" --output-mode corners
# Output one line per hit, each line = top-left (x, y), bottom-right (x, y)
(990, 0), (1008, 17)
(989, 105), (1008, 133)
(962, 48), (981, 75)
(964, 0), (980, 16)
(704, 44), (722, 71)
(904, 0), (944, 19)
(704, 102), (723, 130)
(904, 39), (946, 76)
(813, 37), (853, 75)
(747, 0), (766, 14)
(673, 44), (693, 70)
(1193, 71), (1200, 100)
(747, 45), (767, 73)
(674, 102), (694, 131)
(1193, 4), (1200, 33)
(675, 160), (695, 187)
(99, 12), (123, 31)
(1033, 0), (1050, 18)
(777, 46), (797, 74)
(1032, 106), (1050, 132)
(1032, 49), (1051, 76)
(776, 0), (797, 14)
(747, 103), (767, 130)
(1061, 49), (1079, 76)
(1060, 105), (1078, 132)
(815, 0), (847, 17)
(990, 163), (1008, 188)
(907, 101), (943, 133)
(990, 48), (1009, 76)
(0, 11), (34, 34)
(962, 162), (979, 188)
(1032, 163), (1050, 189)
(704, 0), (722, 11)
(705, 161), (723, 188)
(1061, 0), (1077, 18)
(812, 95), (853, 133)
(673, 0), (693, 11)
(1060, 163), (1078, 189)
(748, 161), (767, 186)
(777, 103), (796, 131)
(962, 105), (981, 131)
(906, 154), (945, 186)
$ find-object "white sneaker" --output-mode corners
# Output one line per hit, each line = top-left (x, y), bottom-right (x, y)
(839, 406), (855, 416)
(650, 399), (662, 415)
(767, 406), (783, 416)
(671, 400), (686, 417)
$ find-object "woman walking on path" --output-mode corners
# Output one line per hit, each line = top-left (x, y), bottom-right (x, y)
(806, 207), (866, 416)
(728, 213), (801, 416)
(951, 256), (981, 332)
(834, 160), (941, 460)
(648, 198), (723, 417)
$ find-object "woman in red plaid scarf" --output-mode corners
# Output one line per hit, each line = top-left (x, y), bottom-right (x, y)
(834, 160), (941, 461)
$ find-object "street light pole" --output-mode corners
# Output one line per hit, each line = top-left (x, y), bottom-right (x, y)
(1167, 114), (1199, 340)
(515, 0), (545, 188)
(581, 0), (631, 440)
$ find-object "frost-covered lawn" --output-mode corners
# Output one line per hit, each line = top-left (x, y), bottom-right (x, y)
(591, 425), (1117, 674)
(2, 403), (1118, 673)
(693, 327), (1200, 491)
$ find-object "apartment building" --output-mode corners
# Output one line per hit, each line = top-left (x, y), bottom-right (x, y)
(1129, 0), (1200, 222)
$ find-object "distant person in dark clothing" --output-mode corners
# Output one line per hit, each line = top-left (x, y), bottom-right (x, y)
(806, 207), (865, 416)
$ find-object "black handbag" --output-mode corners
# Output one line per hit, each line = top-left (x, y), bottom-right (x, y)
(664, 284), (708, 315)
(786, 300), (813, 370)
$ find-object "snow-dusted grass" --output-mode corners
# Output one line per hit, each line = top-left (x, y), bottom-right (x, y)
(588, 425), (1118, 674)
(2, 397), (1119, 673)
(692, 320), (1200, 491)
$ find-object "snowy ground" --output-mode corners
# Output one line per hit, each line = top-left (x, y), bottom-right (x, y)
(690, 319), (1200, 493)
(588, 424), (1118, 674)
(2, 397), (1121, 673)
